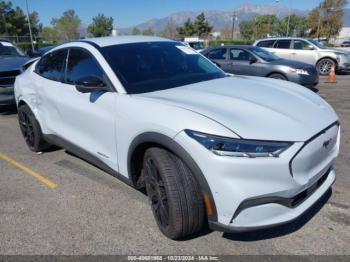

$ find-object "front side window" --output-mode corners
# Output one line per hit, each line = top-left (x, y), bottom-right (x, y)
(274, 40), (291, 49)
(36, 49), (67, 81)
(207, 48), (227, 60)
(230, 49), (253, 61)
(256, 40), (276, 48)
(293, 40), (313, 50)
(66, 48), (104, 84)
(103, 42), (226, 94)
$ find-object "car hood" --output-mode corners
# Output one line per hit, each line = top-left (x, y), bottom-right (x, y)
(0, 56), (30, 72)
(268, 59), (315, 69)
(320, 48), (350, 55)
(137, 76), (338, 141)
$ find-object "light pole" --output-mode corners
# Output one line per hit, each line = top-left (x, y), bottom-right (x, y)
(231, 10), (237, 39)
(25, 0), (35, 52)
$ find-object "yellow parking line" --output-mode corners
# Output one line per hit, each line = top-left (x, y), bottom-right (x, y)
(0, 151), (58, 189)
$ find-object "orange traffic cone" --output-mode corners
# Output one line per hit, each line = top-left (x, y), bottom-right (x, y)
(325, 65), (337, 84)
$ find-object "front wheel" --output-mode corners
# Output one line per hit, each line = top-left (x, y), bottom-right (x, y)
(143, 148), (205, 239)
(316, 58), (335, 75)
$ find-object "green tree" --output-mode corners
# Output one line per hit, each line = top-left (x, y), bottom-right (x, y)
(142, 27), (154, 36)
(253, 15), (279, 38)
(277, 15), (308, 37)
(87, 14), (113, 37)
(51, 9), (81, 40)
(0, 1), (12, 34)
(308, 0), (348, 39)
(131, 27), (141, 35)
(193, 12), (212, 37)
(40, 26), (60, 43)
(177, 18), (195, 38)
(239, 21), (254, 39)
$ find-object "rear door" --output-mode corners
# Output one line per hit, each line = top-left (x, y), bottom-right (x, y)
(33, 48), (68, 132)
(204, 48), (230, 71)
(291, 39), (318, 65)
(272, 39), (292, 60)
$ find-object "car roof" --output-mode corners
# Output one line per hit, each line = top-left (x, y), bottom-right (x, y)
(256, 37), (311, 42)
(204, 45), (258, 51)
(75, 35), (175, 47)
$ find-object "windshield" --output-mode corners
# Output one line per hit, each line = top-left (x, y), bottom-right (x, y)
(308, 39), (327, 49)
(0, 42), (24, 56)
(249, 46), (281, 61)
(103, 41), (226, 94)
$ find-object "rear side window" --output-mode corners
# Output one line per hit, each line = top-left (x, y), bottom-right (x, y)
(206, 48), (227, 60)
(66, 48), (104, 84)
(35, 49), (67, 81)
(256, 40), (276, 48)
(274, 40), (291, 49)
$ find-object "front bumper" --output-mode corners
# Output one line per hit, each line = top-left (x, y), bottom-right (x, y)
(0, 86), (15, 106)
(288, 73), (319, 89)
(209, 168), (335, 233)
(174, 123), (340, 232)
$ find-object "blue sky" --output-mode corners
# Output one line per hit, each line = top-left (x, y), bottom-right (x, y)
(11, 0), (350, 28)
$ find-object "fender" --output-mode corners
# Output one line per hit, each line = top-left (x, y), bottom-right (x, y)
(128, 132), (218, 222)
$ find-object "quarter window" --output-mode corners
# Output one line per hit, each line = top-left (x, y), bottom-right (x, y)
(256, 40), (276, 48)
(35, 49), (67, 81)
(274, 40), (291, 49)
(66, 48), (104, 84)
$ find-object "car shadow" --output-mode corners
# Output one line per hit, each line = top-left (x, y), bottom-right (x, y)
(221, 188), (332, 241)
(0, 105), (17, 115)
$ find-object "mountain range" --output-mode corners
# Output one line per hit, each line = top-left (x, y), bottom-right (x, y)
(119, 4), (350, 34)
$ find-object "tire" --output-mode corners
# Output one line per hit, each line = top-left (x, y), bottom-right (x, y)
(268, 73), (287, 80)
(18, 104), (49, 152)
(316, 58), (335, 76)
(143, 147), (205, 239)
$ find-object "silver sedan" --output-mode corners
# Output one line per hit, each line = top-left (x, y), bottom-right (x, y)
(201, 45), (319, 91)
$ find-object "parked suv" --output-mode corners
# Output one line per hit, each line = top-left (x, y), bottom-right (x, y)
(15, 36), (339, 239)
(0, 39), (29, 106)
(254, 37), (350, 75)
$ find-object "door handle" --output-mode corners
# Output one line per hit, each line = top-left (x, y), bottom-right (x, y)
(292, 53), (297, 55)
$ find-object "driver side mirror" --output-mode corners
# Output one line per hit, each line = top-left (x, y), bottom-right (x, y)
(75, 76), (109, 93)
(249, 56), (258, 64)
(307, 45), (315, 50)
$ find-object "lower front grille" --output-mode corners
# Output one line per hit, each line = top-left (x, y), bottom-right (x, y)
(231, 168), (331, 221)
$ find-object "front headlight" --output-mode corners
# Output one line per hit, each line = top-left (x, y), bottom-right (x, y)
(185, 130), (292, 158)
(290, 68), (309, 75)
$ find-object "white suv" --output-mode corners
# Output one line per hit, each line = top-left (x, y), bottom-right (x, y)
(254, 37), (350, 75)
(15, 36), (340, 239)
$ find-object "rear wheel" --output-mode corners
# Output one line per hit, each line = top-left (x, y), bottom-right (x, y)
(143, 147), (205, 239)
(268, 73), (287, 80)
(316, 58), (335, 75)
(18, 104), (49, 152)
